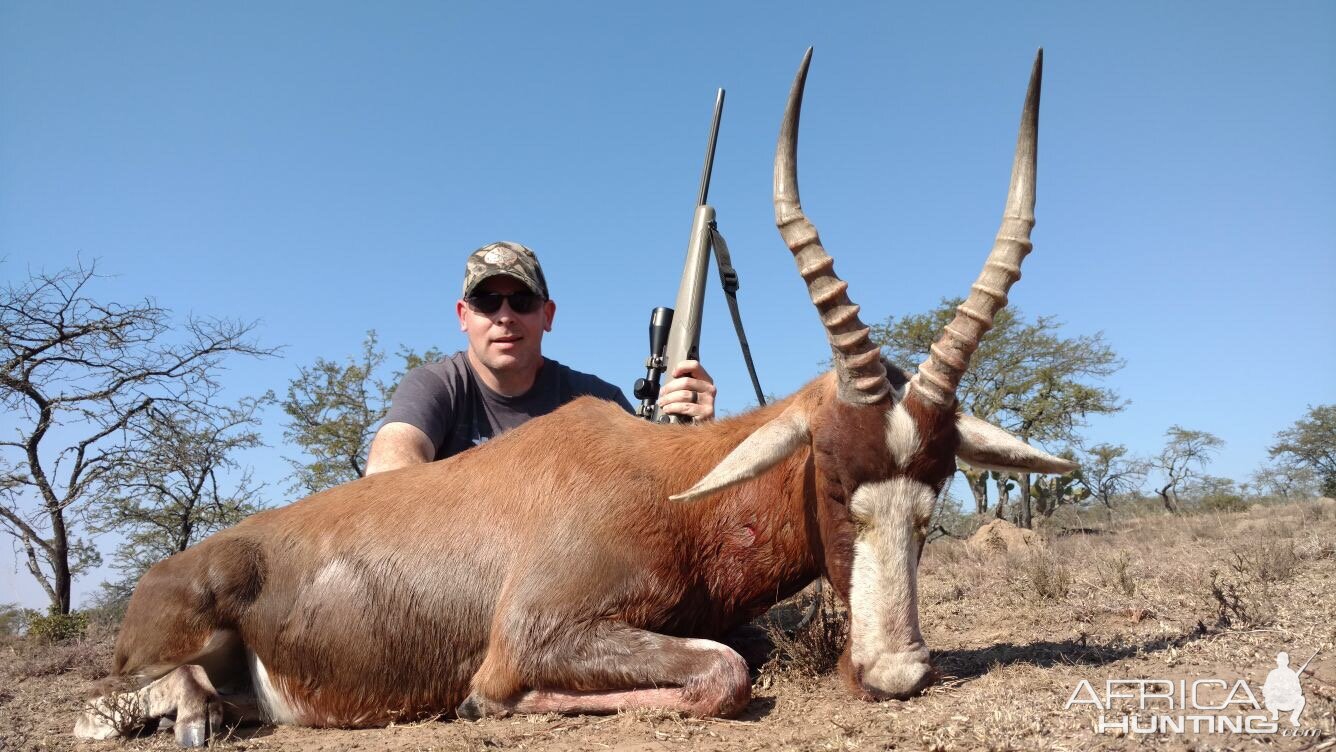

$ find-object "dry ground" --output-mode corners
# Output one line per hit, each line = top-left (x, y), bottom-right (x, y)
(3, 499), (1333, 751)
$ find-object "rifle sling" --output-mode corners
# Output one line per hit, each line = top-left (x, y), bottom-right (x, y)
(713, 222), (818, 623)
(709, 225), (766, 407)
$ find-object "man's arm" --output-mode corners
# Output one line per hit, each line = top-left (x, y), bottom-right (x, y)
(367, 362), (456, 475)
(365, 421), (436, 475)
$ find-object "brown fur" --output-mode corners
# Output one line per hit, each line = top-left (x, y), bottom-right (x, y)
(91, 346), (1072, 736)
(902, 392), (962, 493)
(107, 375), (862, 727)
(97, 351), (1059, 732)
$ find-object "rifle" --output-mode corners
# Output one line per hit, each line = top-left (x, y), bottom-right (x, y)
(634, 89), (766, 423)
(1296, 647), (1321, 676)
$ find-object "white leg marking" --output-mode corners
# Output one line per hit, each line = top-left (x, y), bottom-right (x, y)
(75, 665), (222, 744)
(74, 697), (127, 740)
(683, 638), (746, 665)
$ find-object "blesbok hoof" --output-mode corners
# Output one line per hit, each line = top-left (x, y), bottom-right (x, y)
(455, 695), (482, 721)
(177, 724), (206, 748)
(456, 692), (509, 720)
(174, 697), (223, 747)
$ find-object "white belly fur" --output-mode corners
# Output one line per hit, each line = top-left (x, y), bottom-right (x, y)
(247, 650), (298, 724)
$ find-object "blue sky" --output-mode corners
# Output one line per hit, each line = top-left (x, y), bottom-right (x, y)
(2, 2), (1333, 606)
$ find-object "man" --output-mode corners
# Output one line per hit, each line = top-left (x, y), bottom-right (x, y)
(1262, 651), (1307, 727)
(365, 241), (716, 474)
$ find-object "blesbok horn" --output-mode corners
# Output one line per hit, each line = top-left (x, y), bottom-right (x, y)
(775, 48), (890, 406)
(912, 49), (1044, 410)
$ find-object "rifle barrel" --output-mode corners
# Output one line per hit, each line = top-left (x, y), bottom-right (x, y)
(1297, 648), (1321, 675)
(696, 88), (725, 206)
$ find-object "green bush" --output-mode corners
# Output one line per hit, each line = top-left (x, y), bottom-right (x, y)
(24, 607), (90, 643)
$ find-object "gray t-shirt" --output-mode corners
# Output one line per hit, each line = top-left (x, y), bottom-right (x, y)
(384, 351), (633, 460)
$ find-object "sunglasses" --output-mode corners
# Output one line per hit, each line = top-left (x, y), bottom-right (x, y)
(465, 291), (544, 315)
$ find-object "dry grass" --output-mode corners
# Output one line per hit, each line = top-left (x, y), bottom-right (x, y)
(757, 581), (849, 684)
(1095, 551), (1137, 597)
(1016, 549), (1074, 601)
(3, 621), (115, 682)
(3, 498), (1334, 751)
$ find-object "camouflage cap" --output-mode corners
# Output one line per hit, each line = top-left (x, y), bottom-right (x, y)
(462, 241), (549, 300)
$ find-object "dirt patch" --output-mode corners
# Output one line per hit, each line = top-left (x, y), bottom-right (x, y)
(967, 518), (1044, 554)
(4, 500), (1334, 751)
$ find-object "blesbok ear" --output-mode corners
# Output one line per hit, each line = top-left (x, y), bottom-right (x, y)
(669, 406), (810, 503)
(955, 414), (1077, 475)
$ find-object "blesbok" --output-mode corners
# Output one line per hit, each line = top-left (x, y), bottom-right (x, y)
(77, 48), (1071, 746)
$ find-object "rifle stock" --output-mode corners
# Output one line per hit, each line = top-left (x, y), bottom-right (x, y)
(653, 203), (716, 422)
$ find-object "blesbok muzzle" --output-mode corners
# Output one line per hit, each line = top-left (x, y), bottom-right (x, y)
(854, 646), (933, 701)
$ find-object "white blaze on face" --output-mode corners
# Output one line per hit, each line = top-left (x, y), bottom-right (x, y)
(884, 402), (920, 467)
(848, 475), (935, 698)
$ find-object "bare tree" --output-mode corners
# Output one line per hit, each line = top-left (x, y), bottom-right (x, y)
(1153, 426), (1224, 514)
(1075, 443), (1148, 510)
(0, 262), (273, 613)
(92, 394), (273, 604)
(281, 331), (440, 494)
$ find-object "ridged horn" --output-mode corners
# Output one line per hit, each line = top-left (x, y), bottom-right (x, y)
(911, 49), (1043, 409)
(775, 48), (890, 406)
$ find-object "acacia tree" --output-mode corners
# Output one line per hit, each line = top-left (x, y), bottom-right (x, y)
(872, 300), (1124, 526)
(1185, 474), (1240, 502)
(92, 394), (272, 604)
(1269, 404), (1336, 497)
(1153, 426), (1224, 513)
(1074, 443), (1149, 510)
(282, 331), (440, 494)
(0, 263), (273, 613)
(1249, 459), (1318, 500)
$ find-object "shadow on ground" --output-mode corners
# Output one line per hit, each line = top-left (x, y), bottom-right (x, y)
(934, 631), (1202, 681)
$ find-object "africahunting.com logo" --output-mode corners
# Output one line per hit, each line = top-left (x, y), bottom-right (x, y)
(1065, 648), (1320, 737)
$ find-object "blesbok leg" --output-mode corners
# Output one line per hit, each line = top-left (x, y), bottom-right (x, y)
(75, 664), (262, 746)
(76, 538), (264, 745)
(460, 622), (750, 718)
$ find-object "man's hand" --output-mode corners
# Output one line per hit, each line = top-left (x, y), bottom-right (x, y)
(365, 422), (435, 475)
(656, 360), (717, 421)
